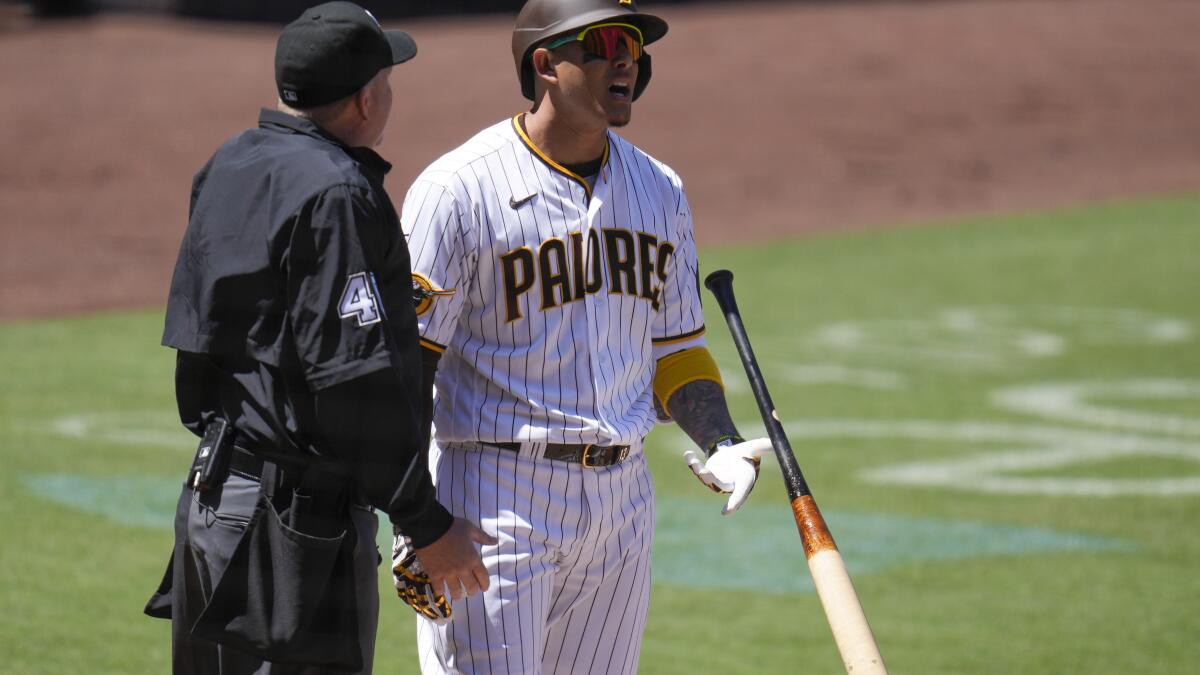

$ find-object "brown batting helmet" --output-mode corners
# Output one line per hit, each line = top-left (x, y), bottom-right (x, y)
(512, 0), (669, 101)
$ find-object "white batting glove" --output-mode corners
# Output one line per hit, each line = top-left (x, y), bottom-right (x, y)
(684, 436), (773, 515)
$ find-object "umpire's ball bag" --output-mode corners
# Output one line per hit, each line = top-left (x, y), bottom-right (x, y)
(191, 489), (362, 671)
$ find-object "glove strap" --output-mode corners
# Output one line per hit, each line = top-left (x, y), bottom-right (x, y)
(706, 434), (745, 458)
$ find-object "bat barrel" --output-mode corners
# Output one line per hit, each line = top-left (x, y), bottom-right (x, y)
(808, 547), (889, 674)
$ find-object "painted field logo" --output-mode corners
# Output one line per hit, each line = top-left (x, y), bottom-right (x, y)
(651, 497), (1132, 593)
(810, 306), (1191, 372)
(50, 410), (193, 448)
(695, 378), (1200, 499)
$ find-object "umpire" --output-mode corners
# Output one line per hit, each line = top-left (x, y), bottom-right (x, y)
(144, 3), (493, 673)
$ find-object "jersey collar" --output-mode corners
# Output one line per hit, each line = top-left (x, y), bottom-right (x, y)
(258, 108), (392, 177)
(511, 114), (609, 199)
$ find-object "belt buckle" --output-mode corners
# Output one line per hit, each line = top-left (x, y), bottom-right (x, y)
(581, 444), (601, 468)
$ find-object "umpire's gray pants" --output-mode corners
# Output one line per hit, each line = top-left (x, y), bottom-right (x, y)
(170, 472), (380, 674)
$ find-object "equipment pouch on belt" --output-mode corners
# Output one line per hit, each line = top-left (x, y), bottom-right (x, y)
(188, 418), (232, 490)
(188, 469), (363, 671)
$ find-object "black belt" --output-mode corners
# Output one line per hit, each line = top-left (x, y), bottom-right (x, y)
(227, 445), (317, 481)
(228, 445), (268, 480)
(491, 442), (631, 467)
(228, 446), (368, 507)
(229, 445), (353, 479)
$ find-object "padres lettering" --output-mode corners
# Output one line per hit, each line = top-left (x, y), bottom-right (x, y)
(500, 228), (674, 322)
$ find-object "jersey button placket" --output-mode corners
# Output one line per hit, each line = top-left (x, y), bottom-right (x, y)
(581, 183), (611, 434)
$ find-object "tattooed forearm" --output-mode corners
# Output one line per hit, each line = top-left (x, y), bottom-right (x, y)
(666, 379), (739, 455)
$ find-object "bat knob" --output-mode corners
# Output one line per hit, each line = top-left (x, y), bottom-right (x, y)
(704, 269), (733, 291)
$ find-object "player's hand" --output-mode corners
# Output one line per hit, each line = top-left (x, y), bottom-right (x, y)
(413, 517), (498, 601)
(684, 437), (773, 515)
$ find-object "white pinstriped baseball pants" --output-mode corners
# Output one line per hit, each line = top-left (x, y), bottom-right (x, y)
(416, 440), (655, 675)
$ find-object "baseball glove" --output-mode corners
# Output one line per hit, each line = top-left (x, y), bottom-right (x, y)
(391, 526), (452, 624)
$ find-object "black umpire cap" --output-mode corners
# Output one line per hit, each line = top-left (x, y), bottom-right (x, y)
(275, 1), (417, 109)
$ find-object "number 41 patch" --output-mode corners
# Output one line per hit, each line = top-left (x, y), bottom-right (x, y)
(339, 272), (383, 326)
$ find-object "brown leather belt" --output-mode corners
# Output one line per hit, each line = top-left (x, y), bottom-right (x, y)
(491, 442), (631, 467)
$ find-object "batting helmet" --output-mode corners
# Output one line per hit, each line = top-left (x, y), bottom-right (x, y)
(512, 0), (669, 101)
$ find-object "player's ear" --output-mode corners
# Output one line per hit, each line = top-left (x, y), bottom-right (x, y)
(531, 48), (560, 89)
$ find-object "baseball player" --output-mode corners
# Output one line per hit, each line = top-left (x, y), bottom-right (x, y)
(394, 1), (772, 673)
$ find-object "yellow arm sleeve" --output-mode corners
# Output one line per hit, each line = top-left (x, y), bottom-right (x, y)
(653, 346), (723, 412)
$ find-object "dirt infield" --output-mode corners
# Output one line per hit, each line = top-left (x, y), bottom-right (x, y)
(1, 0), (1198, 319)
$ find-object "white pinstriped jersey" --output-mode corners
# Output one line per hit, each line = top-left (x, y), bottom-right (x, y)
(401, 116), (706, 446)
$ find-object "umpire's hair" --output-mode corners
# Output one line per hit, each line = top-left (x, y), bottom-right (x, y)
(279, 93), (356, 128)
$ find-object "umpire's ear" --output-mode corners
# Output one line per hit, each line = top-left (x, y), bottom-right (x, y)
(352, 86), (369, 121)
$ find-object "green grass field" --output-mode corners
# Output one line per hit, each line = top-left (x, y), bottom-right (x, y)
(2, 194), (1198, 674)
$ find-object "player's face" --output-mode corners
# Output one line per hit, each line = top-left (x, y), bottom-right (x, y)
(551, 40), (638, 128)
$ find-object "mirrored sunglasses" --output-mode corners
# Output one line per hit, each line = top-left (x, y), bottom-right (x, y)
(544, 22), (644, 61)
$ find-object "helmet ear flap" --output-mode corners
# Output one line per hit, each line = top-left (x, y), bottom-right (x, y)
(632, 52), (652, 101)
(520, 56), (536, 100)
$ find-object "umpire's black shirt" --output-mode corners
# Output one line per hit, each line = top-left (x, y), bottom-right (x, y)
(162, 109), (452, 547)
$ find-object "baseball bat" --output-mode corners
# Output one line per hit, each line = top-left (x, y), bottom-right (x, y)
(705, 269), (888, 675)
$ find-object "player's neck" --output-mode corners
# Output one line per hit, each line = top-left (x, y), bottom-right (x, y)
(523, 109), (607, 166)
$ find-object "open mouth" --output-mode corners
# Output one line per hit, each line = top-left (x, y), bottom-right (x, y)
(609, 84), (631, 99)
